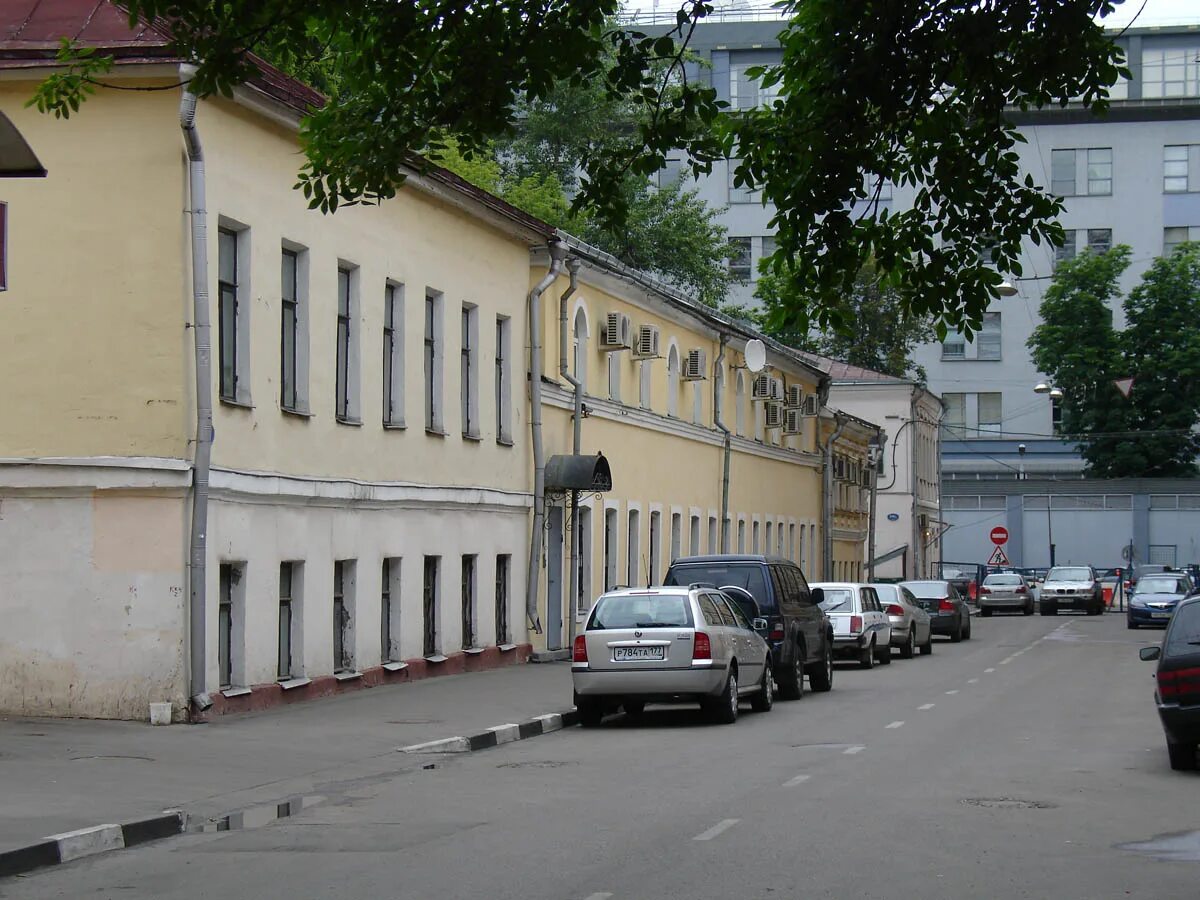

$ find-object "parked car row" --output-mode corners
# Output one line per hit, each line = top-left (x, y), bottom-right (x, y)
(571, 555), (975, 727)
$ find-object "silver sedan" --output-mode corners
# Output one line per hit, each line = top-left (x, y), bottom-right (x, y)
(979, 572), (1036, 616)
(572, 586), (773, 726)
(872, 583), (933, 657)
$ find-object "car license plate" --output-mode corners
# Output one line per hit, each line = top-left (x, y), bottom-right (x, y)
(614, 646), (665, 661)
(1151, 612), (1172, 619)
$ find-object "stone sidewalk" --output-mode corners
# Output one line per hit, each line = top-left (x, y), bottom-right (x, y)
(0, 660), (576, 863)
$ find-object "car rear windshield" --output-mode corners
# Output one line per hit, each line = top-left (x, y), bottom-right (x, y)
(902, 582), (949, 599)
(872, 584), (898, 602)
(1047, 567), (1091, 582)
(984, 575), (1022, 586)
(664, 564), (770, 608)
(1166, 603), (1200, 657)
(818, 588), (855, 613)
(1137, 576), (1189, 594)
(587, 594), (694, 630)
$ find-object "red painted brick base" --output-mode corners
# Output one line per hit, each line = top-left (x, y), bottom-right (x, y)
(196, 644), (532, 720)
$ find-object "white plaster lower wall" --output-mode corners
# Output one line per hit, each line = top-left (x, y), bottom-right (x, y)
(0, 491), (188, 719)
(206, 491), (531, 690)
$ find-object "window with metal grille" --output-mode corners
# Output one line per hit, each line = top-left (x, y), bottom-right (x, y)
(495, 316), (511, 443)
(381, 558), (399, 662)
(423, 556), (439, 657)
(336, 267), (355, 422)
(424, 290), (443, 432)
(333, 560), (354, 672)
(278, 562), (297, 679)
(495, 554), (510, 644)
(461, 305), (478, 437)
(383, 283), (404, 426)
(281, 249), (301, 411)
(217, 228), (240, 402)
(461, 555), (476, 649)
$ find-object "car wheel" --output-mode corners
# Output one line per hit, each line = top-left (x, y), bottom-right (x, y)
(859, 638), (876, 669)
(808, 640), (834, 693)
(1041, 605), (1056, 616)
(1127, 619), (1138, 630)
(751, 662), (774, 712)
(950, 621), (963, 643)
(982, 608), (993, 617)
(964, 620), (973, 640)
(876, 639), (892, 665)
(623, 700), (645, 719)
(900, 629), (915, 660)
(709, 669), (739, 725)
(577, 697), (604, 728)
(920, 630), (934, 655)
(1024, 603), (1034, 616)
(777, 645), (804, 701)
(1167, 740), (1197, 771)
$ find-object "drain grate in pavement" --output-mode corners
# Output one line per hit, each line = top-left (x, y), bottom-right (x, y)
(495, 760), (577, 769)
(962, 797), (1057, 809)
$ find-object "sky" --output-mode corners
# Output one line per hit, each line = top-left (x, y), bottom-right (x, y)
(622, 0), (1200, 28)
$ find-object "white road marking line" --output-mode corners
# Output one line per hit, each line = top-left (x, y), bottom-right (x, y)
(583, 894), (614, 900)
(843, 745), (866, 755)
(693, 819), (741, 841)
(985, 668), (996, 673)
(1000, 659), (1012, 665)
(918, 703), (935, 710)
(967, 678), (979, 684)
(886, 721), (905, 729)
(783, 774), (811, 787)
(945, 689), (960, 695)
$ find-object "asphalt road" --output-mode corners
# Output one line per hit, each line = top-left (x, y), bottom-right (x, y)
(6, 612), (1198, 900)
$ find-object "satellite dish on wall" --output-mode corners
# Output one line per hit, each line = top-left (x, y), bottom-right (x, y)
(744, 339), (766, 373)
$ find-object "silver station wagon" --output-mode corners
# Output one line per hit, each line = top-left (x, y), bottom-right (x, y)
(572, 586), (773, 726)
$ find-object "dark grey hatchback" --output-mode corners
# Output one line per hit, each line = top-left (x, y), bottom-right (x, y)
(1140, 596), (1200, 771)
(664, 555), (834, 700)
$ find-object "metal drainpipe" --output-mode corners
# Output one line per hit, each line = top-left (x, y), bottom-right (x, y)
(180, 65), (213, 712)
(558, 257), (582, 646)
(823, 414), (848, 581)
(867, 446), (879, 582)
(714, 335), (732, 552)
(525, 240), (569, 634)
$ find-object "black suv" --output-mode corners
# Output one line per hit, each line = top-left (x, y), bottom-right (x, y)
(663, 554), (833, 700)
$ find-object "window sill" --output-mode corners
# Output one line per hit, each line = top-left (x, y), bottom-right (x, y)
(381, 661), (409, 672)
(463, 647), (485, 656)
(424, 654), (448, 664)
(278, 677), (311, 691)
(220, 686), (252, 698)
(219, 397), (254, 411)
(336, 416), (363, 427)
(498, 643), (517, 652)
(383, 422), (407, 431)
(334, 670), (362, 682)
(496, 437), (514, 447)
(425, 428), (447, 438)
(281, 407), (314, 419)
(462, 432), (482, 443)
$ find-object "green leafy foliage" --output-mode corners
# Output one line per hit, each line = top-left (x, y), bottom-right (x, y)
(1028, 245), (1200, 477)
(32, 0), (1126, 329)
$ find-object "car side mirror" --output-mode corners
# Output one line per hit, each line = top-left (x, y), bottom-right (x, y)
(1140, 646), (1161, 661)
(811, 587), (825, 607)
(753, 617), (769, 632)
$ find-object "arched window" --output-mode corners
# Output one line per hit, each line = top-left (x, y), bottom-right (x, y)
(667, 345), (680, 417)
(572, 308), (588, 394)
(735, 371), (746, 436)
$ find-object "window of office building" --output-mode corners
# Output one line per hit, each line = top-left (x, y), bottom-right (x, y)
(941, 330), (965, 360)
(1087, 148), (1113, 195)
(1051, 396), (1063, 435)
(977, 393), (1002, 434)
(1055, 229), (1077, 268)
(1164, 226), (1200, 256)
(727, 237), (752, 281)
(1087, 229), (1113, 255)
(657, 157), (685, 189)
(1164, 145), (1199, 193)
(977, 312), (1001, 361)
(1142, 48), (1200, 99)
(727, 160), (760, 204)
(1050, 148), (1112, 196)
(730, 62), (780, 110)
(942, 393), (966, 437)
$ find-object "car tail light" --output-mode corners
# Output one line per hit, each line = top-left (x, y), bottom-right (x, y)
(979, 586), (991, 596)
(693, 632), (712, 660)
(1016, 585), (1026, 594)
(938, 598), (954, 612)
(886, 604), (904, 616)
(1159, 667), (1200, 701)
(850, 615), (863, 634)
(769, 621), (785, 641)
(572, 634), (588, 663)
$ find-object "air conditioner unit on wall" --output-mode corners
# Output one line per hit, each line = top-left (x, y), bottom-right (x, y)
(772, 376), (785, 401)
(632, 324), (660, 359)
(800, 394), (819, 417)
(764, 401), (784, 429)
(786, 384), (804, 409)
(684, 349), (707, 381)
(784, 408), (804, 435)
(600, 312), (632, 351)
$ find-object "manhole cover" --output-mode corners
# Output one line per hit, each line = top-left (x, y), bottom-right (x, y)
(962, 797), (1057, 809)
(496, 761), (577, 769)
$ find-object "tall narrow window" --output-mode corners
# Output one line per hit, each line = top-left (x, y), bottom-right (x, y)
(461, 305), (478, 437)
(753, 520), (760, 554)
(722, 517), (731, 554)
(1164, 145), (1197, 193)
(424, 291), (443, 432)
(1055, 230), (1078, 268)
(573, 309), (589, 394)
(766, 522), (774, 556)
(278, 562), (297, 679)
(670, 512), (682, 563)
(942, 393), (967, 437)
(738, 519), (746, 553)
(461, 555), (476, 649)
(667, 346), (680, 417)
(281, 249), (300, 411)
(649, 511), (661, 585)
(727, 237), (752, 280)
(1086, 148), (1113, 195)
(217, 228), (239, 402)
(789, 524), (797, 560)
(604, 508), (618, 591)
(218, 563), (236, 690)
(336, 267), (353, 421)
(626, 509), (640, 587)
(333, 560), (354, 672)
(708, 515), (718, 553)
(639, 360), (652, 409)
(423, 556), (439, 657)
(799, 524), (806, 567)
(495, 554), (510, 645)
(1051, 396), (1063, 434)
(495, 316), (511, 443)
(941, 330), (966, 360)
(1050, 149), (1076, 196)
(690, 514), (701, 556)
(735, 372), (746, 436)
(576, 507), (593, 617)
(978, 392), (1002, 434)
(977, 312), (1001, 361)
(383, 283), (404, 426)
(381, 558), (399, 662)
(608, 352), (621, 403)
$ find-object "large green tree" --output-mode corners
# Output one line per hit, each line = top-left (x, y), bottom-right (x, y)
(1028, 244), (1200, 477)
(33, 0), (1127, 328)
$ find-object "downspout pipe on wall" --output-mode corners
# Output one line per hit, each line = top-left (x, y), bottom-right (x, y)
(180, 65), (213, 713)
(558, 257), (582, 645)
(526, 239), (569, 634)
(823, 414), (849, 581)
(714, 335), (732, 552)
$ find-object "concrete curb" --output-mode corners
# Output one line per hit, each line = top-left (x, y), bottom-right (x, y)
(398, 708), (581, 754)
(0, 811), (184, 880)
